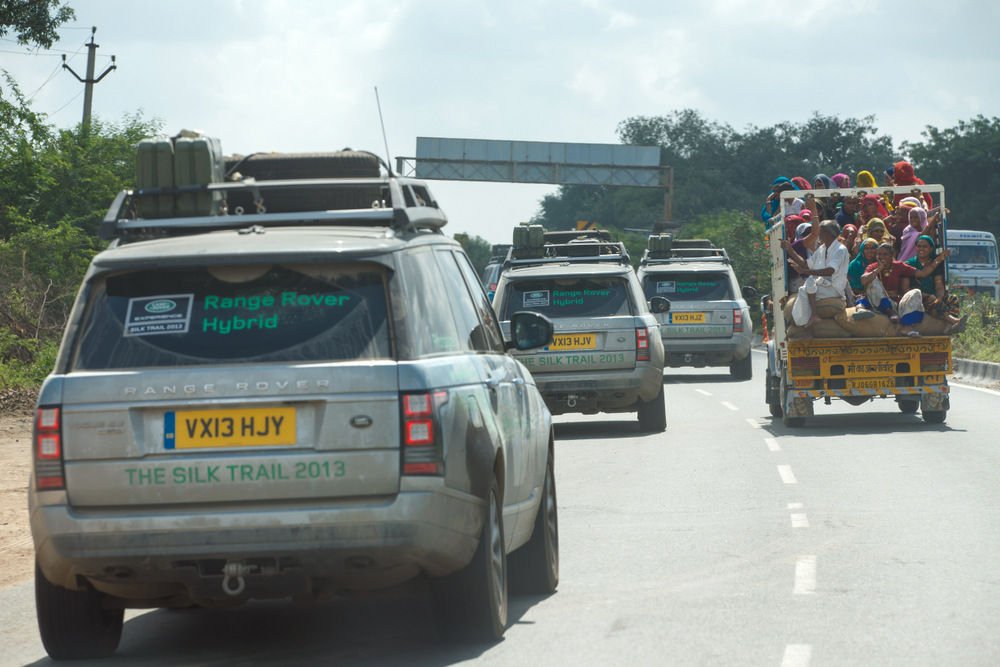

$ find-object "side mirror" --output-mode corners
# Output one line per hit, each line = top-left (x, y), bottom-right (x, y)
(508, 311), (554, 351)
(741, 285), (760, 300)
(648, 296), (671, 314)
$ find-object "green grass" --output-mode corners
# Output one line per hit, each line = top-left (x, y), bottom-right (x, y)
(951, 294), (1000, 362)
(0, 333), (58, 389)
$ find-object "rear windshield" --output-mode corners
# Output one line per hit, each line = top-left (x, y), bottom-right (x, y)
(642, 272), (733, 301)
(503, 276), (633, 319)
(73, 263), (391, 369)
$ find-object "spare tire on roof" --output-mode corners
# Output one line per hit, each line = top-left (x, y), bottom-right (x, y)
(225, 151), (381, 181)
(224, 151), (383, 214)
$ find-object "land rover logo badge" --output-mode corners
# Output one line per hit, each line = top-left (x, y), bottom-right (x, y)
(144, 299), (176, 314)
(350, 415), (373, 429)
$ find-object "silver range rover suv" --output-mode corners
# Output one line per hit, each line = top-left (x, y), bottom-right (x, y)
(29, 149), (558, 659)
(492, 230), (668, 432)
(636, 237), (756, 381)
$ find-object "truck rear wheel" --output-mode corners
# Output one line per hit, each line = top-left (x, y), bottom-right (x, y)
(898, 400), (919, 414)
(35, 562), (123, 660)
(923, 410), (947, 424)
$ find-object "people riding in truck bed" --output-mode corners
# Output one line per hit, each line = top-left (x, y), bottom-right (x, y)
(762, 169), (966, 336)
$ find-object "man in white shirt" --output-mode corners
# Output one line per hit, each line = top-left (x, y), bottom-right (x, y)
(782, 220), (849, 328)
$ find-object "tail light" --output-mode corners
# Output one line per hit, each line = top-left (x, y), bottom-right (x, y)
(920, 352), (949, 373)
(790, 356), (820, 377)
(401, 391), (448, 475)
(34, 406), (65, 490)
(733, 308), (744, 333)
(636, 327), (650, 362)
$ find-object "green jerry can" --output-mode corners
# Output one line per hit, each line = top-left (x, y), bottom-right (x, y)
(135, 138), (175, 218)
(174, 136), (224, 216)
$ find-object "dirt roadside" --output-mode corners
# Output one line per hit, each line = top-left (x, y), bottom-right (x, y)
(0, 412), (34, 588)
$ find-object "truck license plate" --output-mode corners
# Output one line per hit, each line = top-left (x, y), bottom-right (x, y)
(847, 378), (895, 391)
(164, 407), (297, 449)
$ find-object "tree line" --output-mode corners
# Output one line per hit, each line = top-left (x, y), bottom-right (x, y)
(532, 109), (1000, 235)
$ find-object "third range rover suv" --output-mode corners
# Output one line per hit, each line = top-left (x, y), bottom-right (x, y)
(493, 229), (668, 431)
(637, 237), (756, 380)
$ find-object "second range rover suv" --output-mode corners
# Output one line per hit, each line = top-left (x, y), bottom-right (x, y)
(493, 229), (667, 431)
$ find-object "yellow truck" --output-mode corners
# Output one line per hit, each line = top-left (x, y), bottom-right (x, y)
(763, 184), (952, 426)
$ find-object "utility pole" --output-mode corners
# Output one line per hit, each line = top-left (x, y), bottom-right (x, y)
(62, 27), (116, 134)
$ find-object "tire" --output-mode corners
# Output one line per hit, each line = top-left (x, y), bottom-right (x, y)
(730, 353), (753, 381)
(433, 477), (508, 642)
(769, 401), (784, 418)
(509, 454), (559, 595)
(923, 410), (947, 424)
(637, 384), (667, 432)
(783, 415), (805, 428)
(898, 400), (919, 414)
(35, 561), (123, 660)
(224, 151), (381, 214)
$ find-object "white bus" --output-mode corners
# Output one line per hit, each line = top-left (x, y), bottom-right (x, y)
(945, 229), (1000, 300)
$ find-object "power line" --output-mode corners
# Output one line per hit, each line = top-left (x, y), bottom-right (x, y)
(26, 42), (85, 101)
(26, 62), (63, 100)
(49, 89), (83, 117)
(0, 37), (86, 54)
(0, 48), (65, 57)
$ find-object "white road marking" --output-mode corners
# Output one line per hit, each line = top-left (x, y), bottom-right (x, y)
(778, 465), (798, 484)
(721, 401), (738, 411)
(781, 644), (813, 667)
(787, 502), (804, 510)
(695, 389), (712, 396)
(790, 513), (810, 528)
(794, 555), (817, 595)
(950, 381), (1000, 397)
(747, 418), (762, 429)
(765, 437), (781, 452)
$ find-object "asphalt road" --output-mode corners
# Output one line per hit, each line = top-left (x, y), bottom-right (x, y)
(3, 351), (999, 666)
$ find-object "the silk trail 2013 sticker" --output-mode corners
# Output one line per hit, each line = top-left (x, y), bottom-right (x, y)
(124, 294), (194, 337)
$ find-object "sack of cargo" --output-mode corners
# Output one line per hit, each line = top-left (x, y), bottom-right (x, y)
(225, 151), (381, 214)
(914, 316), (949, 336)
(815, 297), (844, 320)
(174, 135), (224, 216)
(135, 138), (175, 218)
(835, 308), (895, 337)
(786, 323), (812, 339)
(812, 318), (852, 338)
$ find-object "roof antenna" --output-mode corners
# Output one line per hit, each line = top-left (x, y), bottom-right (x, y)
(374, 86), (394, 175)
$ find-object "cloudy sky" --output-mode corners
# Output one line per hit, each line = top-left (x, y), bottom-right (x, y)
(3, 0), (997, 243)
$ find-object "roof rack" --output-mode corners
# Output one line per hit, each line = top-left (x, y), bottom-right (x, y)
(640, 236), (730, 265)
(505, 239), (631, 270)
(541, 229), (613, 244)
(99, 174), (448, 242)
(489, 244), (512, 262)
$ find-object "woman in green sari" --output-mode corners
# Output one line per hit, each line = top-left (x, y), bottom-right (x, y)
(904, 235), (967, 333)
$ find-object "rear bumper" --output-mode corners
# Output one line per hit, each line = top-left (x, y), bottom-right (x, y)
(31, 482), (483, 600)
(662, 334), (752, 367)
(533, 364), (663, 414)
